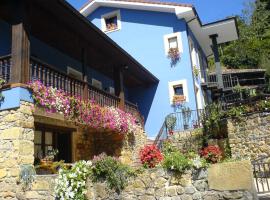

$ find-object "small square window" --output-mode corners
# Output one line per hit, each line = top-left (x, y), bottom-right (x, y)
(101, 10), (121, 33)
(173, 85), (184, 96)
(168, 37), (178, 49)
(105, 16), (118, 31)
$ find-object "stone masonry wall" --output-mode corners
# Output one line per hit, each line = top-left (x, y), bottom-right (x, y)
(169, 129), (204, 154)
(228, 112), (270, 161)
(19, 166), (255, 200)
(0, 101), (35, 200)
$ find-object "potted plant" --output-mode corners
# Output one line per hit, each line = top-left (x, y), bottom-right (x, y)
(40, 149), (59, 165)
(167, 48), (180, 66)
(193, 66), (200, 79)
(165, 114), (177, 135)
(181, 106), (191, 130)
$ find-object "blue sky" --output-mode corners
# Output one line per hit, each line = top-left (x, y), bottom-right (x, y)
(67, 0), (250, 24)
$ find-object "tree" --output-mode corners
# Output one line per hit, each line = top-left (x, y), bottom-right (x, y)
(218, 0), (270, 70)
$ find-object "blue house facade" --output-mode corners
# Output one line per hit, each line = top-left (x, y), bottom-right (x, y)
(81, 0), (239, 137)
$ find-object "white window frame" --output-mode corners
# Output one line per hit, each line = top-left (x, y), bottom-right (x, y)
(101, 10), (121, 33)
(92, 78), (102, 90)
(168, 79), (189, 104)
(163, 32), (183, 56)
(67, 67), (83, 81)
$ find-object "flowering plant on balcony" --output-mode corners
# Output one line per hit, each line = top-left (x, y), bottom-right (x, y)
(200, 145), (222, 163)
(172, 95), (186, 106)
(168, 48), (180, 66)
(139, 145), (163, 168)
(29, 81), (140, 135)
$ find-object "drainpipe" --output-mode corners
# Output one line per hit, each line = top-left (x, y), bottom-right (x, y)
(209, 34), (224, 89)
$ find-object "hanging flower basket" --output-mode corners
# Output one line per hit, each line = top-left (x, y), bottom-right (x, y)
(168, 48), (180, 66)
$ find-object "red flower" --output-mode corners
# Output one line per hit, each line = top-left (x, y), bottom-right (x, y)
(200, 145), (222, 163)
(139, 145), (163, 168)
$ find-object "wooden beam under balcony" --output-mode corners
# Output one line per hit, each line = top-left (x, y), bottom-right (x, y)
(114, 67), (125, 111)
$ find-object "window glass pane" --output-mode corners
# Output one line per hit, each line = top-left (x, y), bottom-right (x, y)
(174, 85), (184, 95)
(45, 132), (53, 145)
(105, 16), (118, 30)
(168, 37), (178, 49)
(34, 131), (42, 144)
(45, 146), (54, 159)
(34, 145), (42, 159)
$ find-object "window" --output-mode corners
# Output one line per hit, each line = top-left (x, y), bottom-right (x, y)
(168, 79), (189, 104)
(92, 78), (102, 89)
(173, 85), (184, 96)
(67, 67), (83, 81)
(109, 87), (115, 95)
(168, 37), (178, 49)
(164, 32), (183, 55)
(101, 10), (121, 33)
(34, 129), (72, 163)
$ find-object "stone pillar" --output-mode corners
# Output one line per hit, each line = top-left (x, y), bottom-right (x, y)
(0, 101), (34, 199)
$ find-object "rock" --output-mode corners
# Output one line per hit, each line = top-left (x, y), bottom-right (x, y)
(166, 186), (178, 196)
(0, 169), (7, 179)
(155, 177), (167, 188)
(193, 192), (202, 200)
(222, 191), (243, 199)
(193, 180), (208, 191)
(184, 186), (195, 194)
(180, 194), (193, 200)
(140, 195), (156, 200)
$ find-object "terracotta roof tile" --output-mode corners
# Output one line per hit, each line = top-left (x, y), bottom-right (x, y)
(80, 0), (193, 11)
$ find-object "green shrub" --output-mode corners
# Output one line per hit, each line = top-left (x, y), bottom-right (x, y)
(91, 154), (135, 193)
(162, 151), (192, 173)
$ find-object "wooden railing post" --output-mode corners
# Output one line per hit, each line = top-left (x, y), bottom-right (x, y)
(11, 2), (30, 84)
(114, 67), (125, 110)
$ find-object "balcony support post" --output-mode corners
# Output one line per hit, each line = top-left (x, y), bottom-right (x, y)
(82, 48), (89, 101)
(11, 2), (30, 84)
(114, 67), (125, 111)
(210, 34), (223, 89)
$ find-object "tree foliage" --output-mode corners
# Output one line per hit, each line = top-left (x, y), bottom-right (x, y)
(219, 0), (270, 72)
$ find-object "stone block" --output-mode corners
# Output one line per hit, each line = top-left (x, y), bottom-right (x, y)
(0, 127), (23, 140)
(0, 169), (7, 179)
(32, 180), (50, 191)
(208, 160), (254, 191)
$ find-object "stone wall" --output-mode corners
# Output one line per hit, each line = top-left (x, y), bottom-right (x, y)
(228, 112), (270, 161)
(169, 129), (204, 154)
(18, 161), (256, 200)
(0, 101), (35, 200)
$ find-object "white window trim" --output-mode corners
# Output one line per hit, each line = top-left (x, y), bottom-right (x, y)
(101, 10), (121, 33)
(168, 79), (189, 104)
(92, 78), (102, 89)
(67, 67), (83, 81)
(163, 32), (183, 56)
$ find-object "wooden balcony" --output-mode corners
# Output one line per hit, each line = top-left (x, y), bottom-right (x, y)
(0, 54), (142, 122)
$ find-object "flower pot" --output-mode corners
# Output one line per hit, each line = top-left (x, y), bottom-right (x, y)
(40, 159), (53, 166)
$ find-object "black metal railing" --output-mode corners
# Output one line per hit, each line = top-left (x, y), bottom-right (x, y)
(154, 109), (204, 148)
(252, 157), (270, 194)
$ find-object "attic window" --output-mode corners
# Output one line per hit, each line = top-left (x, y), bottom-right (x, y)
(101, 10), (121, 33)
(173, 85), (183, 96)
(164, 32), (183, 55)
(105, 16), (118, 31)
(168, 37), (178, 49)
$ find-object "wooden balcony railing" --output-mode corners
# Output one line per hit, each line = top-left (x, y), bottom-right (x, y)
(0, 54), (11, 83)
(0, 55), (142, 121)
